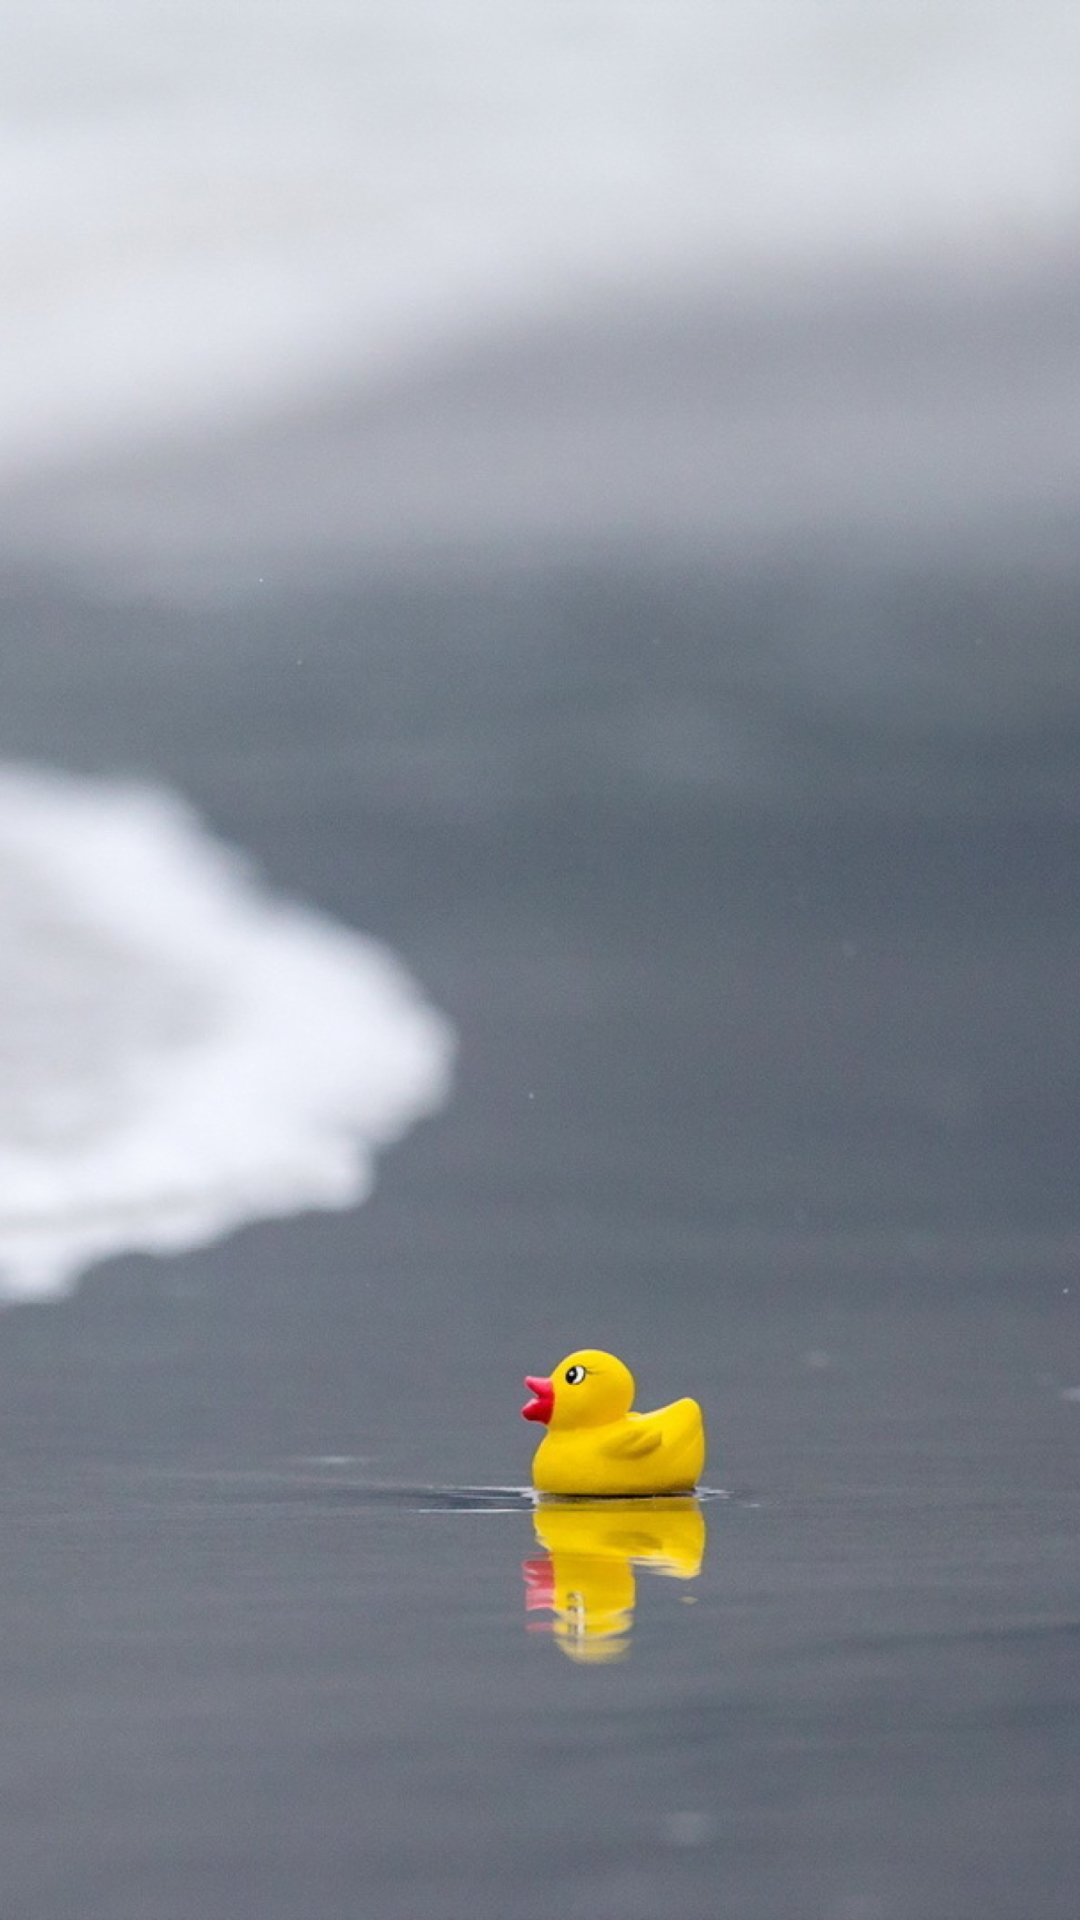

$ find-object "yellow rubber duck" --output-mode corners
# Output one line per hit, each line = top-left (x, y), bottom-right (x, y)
(524, 1497), (706, 1661)
(521, 1348), (706, 1496)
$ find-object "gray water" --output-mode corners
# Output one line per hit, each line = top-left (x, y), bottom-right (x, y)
(0, 537), (1078, 1917)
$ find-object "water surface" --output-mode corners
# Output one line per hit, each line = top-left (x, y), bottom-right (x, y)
(0, 552), (1077, 1917)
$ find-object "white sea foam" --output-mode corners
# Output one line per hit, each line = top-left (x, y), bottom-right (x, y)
(0, 767), (454, 1300)
(1, 0), (1078, 478)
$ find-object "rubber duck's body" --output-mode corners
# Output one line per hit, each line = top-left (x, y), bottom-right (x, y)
(521, 1349), (705, 1496)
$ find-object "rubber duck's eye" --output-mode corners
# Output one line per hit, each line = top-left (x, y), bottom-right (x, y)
(564, 1364), (587, 1385)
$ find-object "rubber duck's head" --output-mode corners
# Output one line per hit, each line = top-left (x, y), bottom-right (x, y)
(521, 1349), (636, 1430)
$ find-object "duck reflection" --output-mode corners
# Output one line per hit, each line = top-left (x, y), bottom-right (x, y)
(523, 1497), (705, 1662)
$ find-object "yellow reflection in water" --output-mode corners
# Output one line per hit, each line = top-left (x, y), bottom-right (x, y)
(523, 1497), (705, 1662)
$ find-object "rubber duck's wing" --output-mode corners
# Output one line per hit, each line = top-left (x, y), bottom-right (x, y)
(599, 1423), (663, 1461)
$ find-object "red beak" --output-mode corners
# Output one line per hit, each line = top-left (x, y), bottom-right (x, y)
(521, 1374), (554, 1424)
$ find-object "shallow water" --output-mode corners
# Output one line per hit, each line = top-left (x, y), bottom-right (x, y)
(0, 551), (1078, 1916)
(0, 1349), (1075, 1920)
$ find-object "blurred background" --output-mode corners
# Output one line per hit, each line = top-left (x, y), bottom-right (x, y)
(1, 6), (1079, 1918)
(3, 0), (1080, 578)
